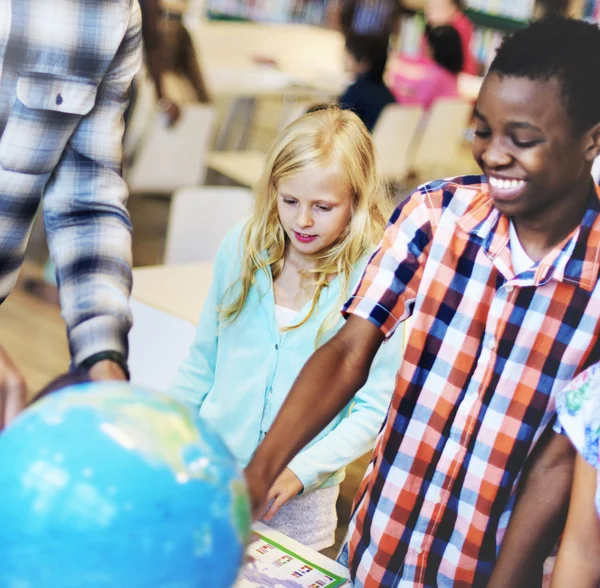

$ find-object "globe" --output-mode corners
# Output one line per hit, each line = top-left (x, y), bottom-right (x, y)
(0, 382), (251, 587)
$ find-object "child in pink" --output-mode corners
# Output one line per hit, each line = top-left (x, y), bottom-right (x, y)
(389, 24), (462, 110)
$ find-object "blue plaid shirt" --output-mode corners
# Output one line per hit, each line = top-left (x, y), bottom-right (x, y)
(0, 0), (142, 365)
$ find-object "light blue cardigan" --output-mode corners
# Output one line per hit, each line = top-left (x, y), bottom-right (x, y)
(168, 221), (403, 494)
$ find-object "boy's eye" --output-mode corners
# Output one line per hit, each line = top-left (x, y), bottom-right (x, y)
(474, 128), (491, 139)
(512, 137), (542, 148)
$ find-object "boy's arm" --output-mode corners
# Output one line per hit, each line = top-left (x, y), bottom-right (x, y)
(245, 314), (385, 516)
(488, 428), (576, 588)
(552, 453), (600, 587)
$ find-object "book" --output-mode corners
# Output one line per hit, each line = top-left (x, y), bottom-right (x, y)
(236, 526), (350, 588)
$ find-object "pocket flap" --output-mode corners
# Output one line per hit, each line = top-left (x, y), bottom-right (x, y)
(17, 73), (98, 115)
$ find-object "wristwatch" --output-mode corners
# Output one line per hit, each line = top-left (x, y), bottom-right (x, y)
(79, 351), (130, 380)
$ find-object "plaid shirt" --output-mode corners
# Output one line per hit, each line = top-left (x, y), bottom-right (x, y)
(0, 0), (142, 365)
(342, 176), (600, 587)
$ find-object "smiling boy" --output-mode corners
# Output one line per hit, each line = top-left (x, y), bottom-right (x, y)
(245, 17), (600, 587)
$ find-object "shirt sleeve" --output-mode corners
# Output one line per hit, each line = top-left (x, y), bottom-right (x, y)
(43, 0), (142, 366)
(167, 224), (244, 408)
(556, 363), (600, 468)
(342, 186), (439, 339)
(287, 321), (404, 494)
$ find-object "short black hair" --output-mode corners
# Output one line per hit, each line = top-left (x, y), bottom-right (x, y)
(425, 24), (464, 75)
(345, 34), (390, 82)
(489, 17), (600, 135)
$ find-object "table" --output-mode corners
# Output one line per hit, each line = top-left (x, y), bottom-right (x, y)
(129, 263), (214, 390)
(131, 262), (213, 324)
(206, 150), (266, 187)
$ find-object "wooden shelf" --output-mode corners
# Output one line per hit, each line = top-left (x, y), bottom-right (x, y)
(465, 8), (529, 31)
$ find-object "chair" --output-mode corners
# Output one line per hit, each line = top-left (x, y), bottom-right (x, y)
(164, 186), (252, 264)
(371, 104), (424, 184)
(410, 98), (473, 181)
(125, 102), (216, 195)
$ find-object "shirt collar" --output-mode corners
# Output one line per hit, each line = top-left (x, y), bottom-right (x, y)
(456, 179), (600, 290)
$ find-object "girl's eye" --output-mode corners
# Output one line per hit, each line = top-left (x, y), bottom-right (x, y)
(474, 129), (491, 139)
(316, 205), (332, 212)
(283, 198), (297, 205)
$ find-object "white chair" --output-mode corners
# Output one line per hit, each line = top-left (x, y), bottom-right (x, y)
(371, 104), (424, 184)
(410, 98), (473, 181)
(164, 186), (252, 264)
(128, 299), (196, 393)
(125, 103), (216, 194)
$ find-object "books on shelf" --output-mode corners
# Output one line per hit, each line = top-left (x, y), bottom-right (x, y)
(465, 0), (535, 21)
(205, 0), (326, 24)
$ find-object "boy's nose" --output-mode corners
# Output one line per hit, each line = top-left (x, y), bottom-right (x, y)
(480, 141), (512, 170)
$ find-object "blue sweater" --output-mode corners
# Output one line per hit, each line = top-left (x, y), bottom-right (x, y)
(168, 221), (403, 493)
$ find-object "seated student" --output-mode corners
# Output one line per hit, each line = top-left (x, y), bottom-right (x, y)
(423, 0), (477, 74)
(167, 107), (403, 551)
(339, 34), (397, 131)
(244, 18), (600, 586)
(389, 23), (463, 110)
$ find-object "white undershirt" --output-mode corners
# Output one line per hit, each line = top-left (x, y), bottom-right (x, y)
(509, 221), (535, 275)
(275, 304), (298, 328)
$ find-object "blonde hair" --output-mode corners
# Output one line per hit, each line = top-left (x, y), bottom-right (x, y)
(220, 106), (393, 339)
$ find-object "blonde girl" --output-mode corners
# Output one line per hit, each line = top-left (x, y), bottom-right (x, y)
(168, 106), (403, 550)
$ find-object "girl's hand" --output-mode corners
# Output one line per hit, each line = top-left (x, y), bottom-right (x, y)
(262, 468), (304, 521)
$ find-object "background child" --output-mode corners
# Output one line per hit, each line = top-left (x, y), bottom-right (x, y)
(338, 34), (397, 131)
(168, 107), (403, 550)
(423, 0), (476, 74)
(389, 23), (463, 110)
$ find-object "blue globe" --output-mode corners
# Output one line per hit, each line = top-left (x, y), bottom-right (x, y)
(0, 382), (251, 587)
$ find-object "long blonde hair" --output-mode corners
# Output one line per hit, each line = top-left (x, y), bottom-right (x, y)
(220, 106), (393, 337)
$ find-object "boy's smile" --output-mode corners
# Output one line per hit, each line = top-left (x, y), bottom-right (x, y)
(472, 73), (595, 241)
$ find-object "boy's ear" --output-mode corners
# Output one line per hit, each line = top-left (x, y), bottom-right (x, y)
(583, 122), (600, 163)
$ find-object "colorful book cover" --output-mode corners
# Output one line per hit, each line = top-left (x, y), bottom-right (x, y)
(236, 533), (349, 588)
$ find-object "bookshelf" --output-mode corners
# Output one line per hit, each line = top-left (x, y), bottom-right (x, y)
(202, 0), (591, 67)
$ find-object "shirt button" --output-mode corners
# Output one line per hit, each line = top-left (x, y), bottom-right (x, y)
(505, 285), (514, 293)
(275, 344), (279, 350)
(487, 338), (497, 351)
(416, 547), (423, 555)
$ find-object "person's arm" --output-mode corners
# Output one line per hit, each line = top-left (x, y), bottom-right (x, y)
(263, 323), (403, 517)
(246, 314), (386, 517)
(488, 428), (576, 588)
(43, 1), (142, 378)
(139, 0), (180, 124)
(552, 453), (600, 587)
(0, 347), (27, 431)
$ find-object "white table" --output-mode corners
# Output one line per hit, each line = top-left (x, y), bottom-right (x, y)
(128, 263), (213, 391)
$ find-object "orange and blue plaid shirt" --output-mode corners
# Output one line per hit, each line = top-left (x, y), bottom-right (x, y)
(341, 175), (600, 587)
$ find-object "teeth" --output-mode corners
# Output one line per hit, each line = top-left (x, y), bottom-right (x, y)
(489, 177), (525, 190)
